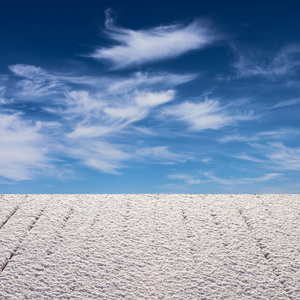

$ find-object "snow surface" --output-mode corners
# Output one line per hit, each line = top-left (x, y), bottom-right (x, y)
(0, 194), (299, 299)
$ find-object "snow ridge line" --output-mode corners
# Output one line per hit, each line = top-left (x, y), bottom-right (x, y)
(210, 211), (229, 247)
(66, 212), (102, 295)
(46, 207), (74, 256)
(0, 209), (45, 273)
(0, 206), (19, 231)
(209, 209), (251, 299)
(0, 195), (29, 231)
(237, 208), (293, 300)
(181, 208), (196, 264)
(62, 208), (74, 225)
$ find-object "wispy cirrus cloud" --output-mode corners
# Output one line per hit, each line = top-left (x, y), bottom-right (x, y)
(9, 63), (193, 100)
(4, 63), (196, 178)
(236, 142), (300, 171)
(9, 64), (65, 99)
(161, 99), (253, 131)
(268, 98), (300, 109)
(202, 171), (283, 185)
(231, 44), (300, 80)
(64, 140), (191, 174)
(90, 9), (222, 69)
(0, 87), (13, 104)
(0, 62), (201, 180)
(0, 113), (51, 180)
(135, 146), (192, 164)
(107, 72), (197, 94)
(65, 89), (175, 139)
(219, 128), (300, 143)
(168, 173), (205, 185)
(168, 171), (282, 186)
(64, 140), (131, 174)
(7, 64), (195, 140)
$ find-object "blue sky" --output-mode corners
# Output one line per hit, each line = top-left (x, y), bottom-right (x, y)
(0, 0), (300, 193)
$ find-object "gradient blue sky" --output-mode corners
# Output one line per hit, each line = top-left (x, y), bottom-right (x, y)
(1, 0), (300, 193)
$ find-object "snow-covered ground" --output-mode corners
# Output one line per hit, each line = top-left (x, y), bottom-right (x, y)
(0, 194), (299, 299)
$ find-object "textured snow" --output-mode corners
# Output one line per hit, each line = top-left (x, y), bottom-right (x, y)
(0, 194), (299, 299)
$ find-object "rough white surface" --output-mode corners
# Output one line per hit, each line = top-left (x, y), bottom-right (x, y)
(0, 194), (299, 299)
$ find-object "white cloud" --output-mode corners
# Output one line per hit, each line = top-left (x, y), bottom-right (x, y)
(168, 173), (191, 180)
(219, 128), (300, 143)
(186, 179), (204, 185)
(4, 63), (194, 178)
(135, 146), (192, 163)
(90, 9), (221, 69)
(251, 142), (300, 171)
(168, 170), (282, 186)
(0, 113), (51, 180)
(66, 141), (131, 174)
(0, 87), (13, 104)
(9, 64), (46, 78)
(65, 89), (175, 138)
(134, 89), (175, 107)
(232, 44), (300, 79)
(236, 142), (300, 172)
(107, 72), (197, 94)
(67, 125), (116, 139)
(268, 98), (300, 109)
(64, 142), (191, 174)
(202, 171), (283, 185)
(161, 99), (253, 131)
(218, 134), (259, 143)
(64, 90), (106, 119)
(168, 173), (205, 185)
(234, 154), (265, 163)
(9, 64), (65, 99)
(201, 157), (212, 163)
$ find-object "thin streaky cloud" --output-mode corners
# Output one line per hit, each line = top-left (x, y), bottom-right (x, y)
(134, 146), (192, 163)
(268, 98), (300, 109)
(0, 113), (51, 181)
(229, 44), (300, 80)
(9, 64), (195, 100)
(0, 87), (13, 104)
(202, 171), (283, 185)
(90, 9), (222, 69)
(168, 170), (282, 186)
(107, 72), (197, 94)
(219, 128), (300, 143)
(236, 142), (300, 172)
(161, 99), (253, 131)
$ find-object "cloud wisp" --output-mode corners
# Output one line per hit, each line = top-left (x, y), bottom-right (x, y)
(231, 44), (300, 80)
(168, 171), (282, 186)
(0, 113), (51, 181)
(236, 142), (300, 172)
(268, 98), (300, 109)
(219, 128), (300, 143)
(161, 99), (253, 131)
(90, 9), (221, 69)
(2, 63), (200, 178)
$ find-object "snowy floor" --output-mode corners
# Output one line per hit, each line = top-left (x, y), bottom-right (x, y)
(0, 195), (299, 299)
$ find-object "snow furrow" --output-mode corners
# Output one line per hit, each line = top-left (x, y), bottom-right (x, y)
(180, 208), (197, 265)
(179, 194), (290, 300)
(0, 206), (19, 231)
(234, 194), (300, 300)
(0, 194), (299, 300)
(14, 195), (103, 299)
(0, 208), (44, 273)
(0, 195), (48, 272)
(0, 195), (77, 299)
(237, 207), (293, 300)
(45, 207), (75, 256)
(0, 195), (27, 229)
